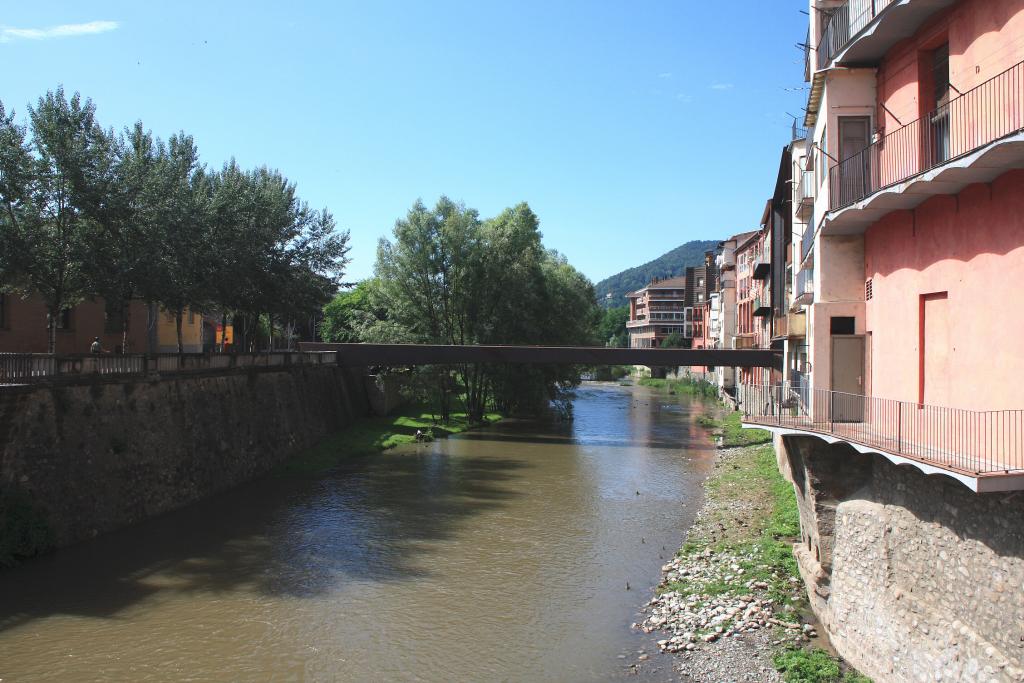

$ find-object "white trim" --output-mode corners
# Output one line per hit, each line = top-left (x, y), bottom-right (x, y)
(745, 423), (1024, 493)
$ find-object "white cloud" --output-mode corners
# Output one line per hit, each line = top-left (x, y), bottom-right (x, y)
(658, 72), (673, 79)
(710, 83), (734, 91)
(676, 93), (693, 103)
(1, 20), (119, 43)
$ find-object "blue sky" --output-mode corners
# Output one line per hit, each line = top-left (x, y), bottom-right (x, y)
(3, 1), (808, 283)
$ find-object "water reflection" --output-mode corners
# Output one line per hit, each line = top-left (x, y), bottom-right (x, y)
(0, 383), (717, 682)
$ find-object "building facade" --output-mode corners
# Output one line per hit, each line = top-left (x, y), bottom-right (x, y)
(0, 294), (205, 354)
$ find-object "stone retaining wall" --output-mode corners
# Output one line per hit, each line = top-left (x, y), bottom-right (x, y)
(0, 365), (368, 547)
(777, 435), (1024, 682)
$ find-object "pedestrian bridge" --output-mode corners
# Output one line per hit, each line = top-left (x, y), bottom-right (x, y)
(297, 343), (782, 369)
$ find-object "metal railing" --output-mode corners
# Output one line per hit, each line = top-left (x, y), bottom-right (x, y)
(829, 59), (1024, 211)
(739, 384), (1024, 475)
(795, 267), (814, 305)
(801, 209), (815, 263)
(817, 0), (896, 70)
(0, 351), (339, 385)
(795, 170), (815, 209)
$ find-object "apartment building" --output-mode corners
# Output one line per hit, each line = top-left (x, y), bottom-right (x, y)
(740, 0), (1024, 492)
(797, 0), (1024, 413)
(625, 276), (690, 349)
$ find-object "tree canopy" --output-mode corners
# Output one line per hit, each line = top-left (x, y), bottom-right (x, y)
(364, 197), (599, 421)
(0, 88), (349, 352)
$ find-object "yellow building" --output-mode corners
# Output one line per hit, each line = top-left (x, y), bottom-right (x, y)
(156, 306), (204, 353)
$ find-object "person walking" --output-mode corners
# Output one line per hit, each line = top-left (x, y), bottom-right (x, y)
(90, 337), (102, 354)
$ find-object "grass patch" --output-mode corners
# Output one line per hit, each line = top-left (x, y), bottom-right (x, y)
(692, 410), (772, 448)
(772, 647), (872, 682)
(666, 444), (801, 608)
(638, 376), (719, 399)
(719, 410), (772, 448)
(279, 405), (502, 476)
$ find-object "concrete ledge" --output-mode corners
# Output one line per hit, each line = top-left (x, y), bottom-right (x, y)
(743, 423), (1024, 493)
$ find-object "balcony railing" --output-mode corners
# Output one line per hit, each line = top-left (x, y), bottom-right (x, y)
(829, 59), (1024, 211)
(0, 351), (339, 384)
(817, 0), (897, 70)
(794, 267), (814, 306)
(800, 209), (815, 263)
(795, 170), (815, 210)
(739, 384), (1024, 476)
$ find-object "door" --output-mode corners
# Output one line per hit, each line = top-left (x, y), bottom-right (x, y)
(930, 44), (951, 163)
(831, 335), (865, 422)
(921, 293), (950, 407)
(838, 116), (871, 205)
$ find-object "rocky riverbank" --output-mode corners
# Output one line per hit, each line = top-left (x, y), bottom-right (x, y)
(634, 437), (870, 682)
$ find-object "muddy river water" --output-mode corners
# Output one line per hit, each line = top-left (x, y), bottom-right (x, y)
(0, 383), (720, 682)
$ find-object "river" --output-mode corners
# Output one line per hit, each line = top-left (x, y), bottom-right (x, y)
(0, 383), (719, 682)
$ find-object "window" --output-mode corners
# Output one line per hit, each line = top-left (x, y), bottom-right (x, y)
(830, 316), (855, 335)
(0, 293), (6, 328)
(55, 307), (72, 330)
(188, 309), (195, 324)
(105, 300), (125, 333)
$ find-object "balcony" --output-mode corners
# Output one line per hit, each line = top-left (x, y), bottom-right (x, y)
(800, 210), (815, 264)
(732, 334), (756, 349)
(739, 384), (1024, 492)
(826, 59), (1024, 232)
(793, 268), (814, 307)
(752, 297), (771, 317)
(816, 0), (955, 72)
(773, 312), (806, 339)
(753, 256), (771, 280)
(795, 170), (815, 217)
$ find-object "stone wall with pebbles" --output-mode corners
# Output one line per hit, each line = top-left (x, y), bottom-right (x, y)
(779, 436), (1024, 683)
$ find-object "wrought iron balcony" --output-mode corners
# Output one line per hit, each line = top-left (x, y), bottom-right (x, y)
(829, 59), (1024, 212)
(817, 0), (895, 70)
(739, 384), (1024, 491)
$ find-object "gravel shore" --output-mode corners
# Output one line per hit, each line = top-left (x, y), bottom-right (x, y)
(633, 444), (822, 682)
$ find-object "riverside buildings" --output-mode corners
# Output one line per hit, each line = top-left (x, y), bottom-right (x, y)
(724, 1), (1024, 679)
(625, 256), (718, 350)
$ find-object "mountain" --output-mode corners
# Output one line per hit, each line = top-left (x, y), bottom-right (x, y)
(593, 239), (721, 308)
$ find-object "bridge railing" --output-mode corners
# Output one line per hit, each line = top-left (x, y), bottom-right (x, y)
(739, 383), (1024, 475)
(0, 351), (339, 385)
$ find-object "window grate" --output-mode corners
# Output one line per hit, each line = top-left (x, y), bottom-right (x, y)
(865, 278), (873, 301)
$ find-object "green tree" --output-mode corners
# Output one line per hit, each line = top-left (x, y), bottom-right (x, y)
(661, 331), (684, 348)
(0, 89), (107, 352)
(80, 122), (161, 352)
(597, 305), (629, 347)
(146, 133), (212, 352)
(322, 280), (378, 342)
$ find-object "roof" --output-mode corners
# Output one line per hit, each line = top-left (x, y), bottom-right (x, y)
(728, 229), (758, 245)
(626, 274), (689, 298)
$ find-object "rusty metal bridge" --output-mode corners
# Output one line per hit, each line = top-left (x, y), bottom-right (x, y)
(297, 343), (782, 369)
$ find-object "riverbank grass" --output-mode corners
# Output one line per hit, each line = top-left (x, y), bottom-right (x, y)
(667, 444), (801, 607)
(773, 647), (872, 683)
(281, 406), (501, 475)
(637, 376), (719, 399)
(698, 410), (773, 448)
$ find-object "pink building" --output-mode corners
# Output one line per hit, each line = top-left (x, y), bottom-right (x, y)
(743, 0), (1024, 492)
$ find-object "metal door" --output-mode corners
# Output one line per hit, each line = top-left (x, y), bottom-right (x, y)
(831, 335), (865, 422)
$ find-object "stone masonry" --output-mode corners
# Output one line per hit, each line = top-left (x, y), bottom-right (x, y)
(777, 435), (1024, 683)
(0, 365), (368, 547)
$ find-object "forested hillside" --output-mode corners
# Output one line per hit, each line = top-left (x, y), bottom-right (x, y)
(593, 239), (720, 307)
